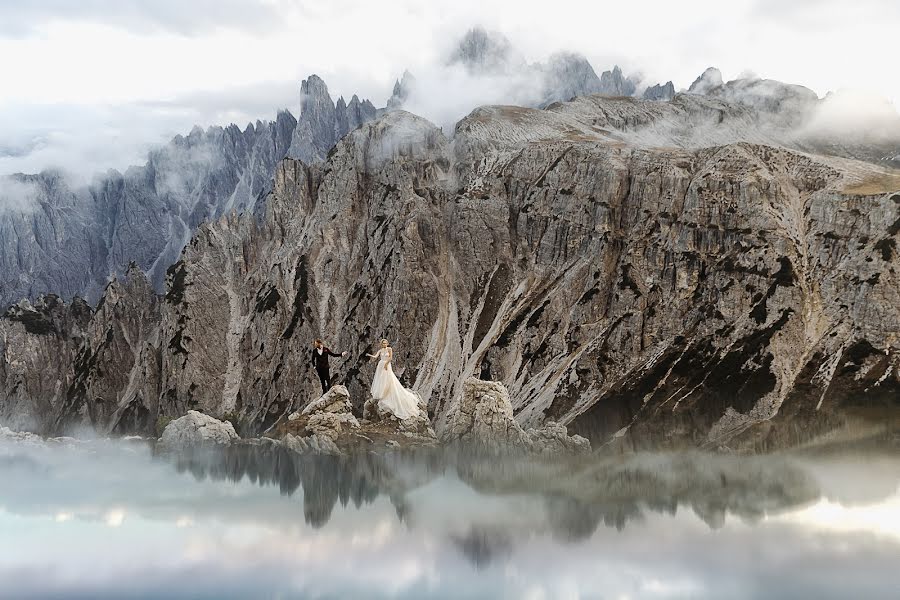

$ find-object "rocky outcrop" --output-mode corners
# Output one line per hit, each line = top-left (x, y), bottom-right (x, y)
(279, 384), (436, 451)
(442, 379), (590, 455)
(0, 293), (92, 433)
(290, 385), (360, 439)
(287, 75), (378, 164)
(157, 410), (238, 452)
(688, 67), (724, 94)
(539, 53), (604, 106)
(643, 81), (675, 101)
(386, 71), (415, 111)
(598, 65), (638, 97)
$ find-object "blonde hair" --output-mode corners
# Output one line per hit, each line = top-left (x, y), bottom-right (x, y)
(380, 339), (389, 345)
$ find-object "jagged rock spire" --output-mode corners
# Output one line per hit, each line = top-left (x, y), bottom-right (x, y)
(688, 67), (724, 94)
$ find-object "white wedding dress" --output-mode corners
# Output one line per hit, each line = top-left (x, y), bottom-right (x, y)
(370, 348), (420, 420)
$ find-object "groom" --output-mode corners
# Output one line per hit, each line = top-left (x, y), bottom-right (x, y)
(311, 338), (347, 394)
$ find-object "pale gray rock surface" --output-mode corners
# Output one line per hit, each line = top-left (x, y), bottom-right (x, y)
(0, 425), (43, 444)
(442, 379), (532, 449)
(539, 53), (603, 106)
(598, 65), (638, 97)
(643, 81), (676, 101)
(294, 386), (361, 440)
(386, 71), (416, 111)
(158, 410), (240, 452)
(298, 385), (353, 417)
(442, 379), (590, 454)
(158, 410), (238, 451)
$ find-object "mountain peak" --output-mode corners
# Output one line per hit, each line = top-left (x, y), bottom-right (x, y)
(449, 26), (515, 73)
(598, 65), (637, 96)
(688, 67), (724, 94)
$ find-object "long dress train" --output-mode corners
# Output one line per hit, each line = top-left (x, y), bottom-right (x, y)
(370, 348), (420, 420)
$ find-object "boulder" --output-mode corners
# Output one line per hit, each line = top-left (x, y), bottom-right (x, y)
(362, 392), (436, 441)
(442, 379), (590, 455)
(442, 379), (530, 450)
(287, 386), (360, 441)
(306, 411), (360, 439)
(158, 410), (238, 452)
(297, 385), (354, 418)
(0, 425), (43, 445)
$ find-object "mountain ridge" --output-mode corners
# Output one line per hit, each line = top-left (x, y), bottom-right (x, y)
(2, 95), (897, 452)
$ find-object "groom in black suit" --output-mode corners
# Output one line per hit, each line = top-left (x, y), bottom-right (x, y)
(311, 338), (347, 393)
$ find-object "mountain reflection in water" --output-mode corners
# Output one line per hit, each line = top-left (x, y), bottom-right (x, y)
(1, 437), (898, 599)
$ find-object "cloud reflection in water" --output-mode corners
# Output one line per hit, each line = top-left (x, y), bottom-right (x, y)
(0, 437), (898, 599)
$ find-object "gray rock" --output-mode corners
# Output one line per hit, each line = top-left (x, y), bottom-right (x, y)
(442, 379), (589, 454)
(448, 27), (518, 74)
(287, 75), (378, 164)
(0, 425), (43, 444)
(297, 386), (361, 440)
(688, 67), (724, 94)
(299, 385), (354, 417)
(539, 53), (604, 106)
(643, 81), (676, 101)
(158, 410), (238, 451)
(598, 65), (638, 97)
(386, 71), (415, 111)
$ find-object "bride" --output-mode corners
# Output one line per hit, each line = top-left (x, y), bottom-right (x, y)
(366, 339), (420, 420)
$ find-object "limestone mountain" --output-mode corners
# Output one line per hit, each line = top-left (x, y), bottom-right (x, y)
(2, 91), (897, 453)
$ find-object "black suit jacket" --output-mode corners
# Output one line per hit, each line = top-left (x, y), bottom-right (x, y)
(311, 347), (342, 371)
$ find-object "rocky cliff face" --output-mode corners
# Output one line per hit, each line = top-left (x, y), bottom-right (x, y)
(3, 92), (897, 452)
(643, 81), (676, 101)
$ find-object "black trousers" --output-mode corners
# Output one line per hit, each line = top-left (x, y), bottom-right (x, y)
(316, 367), (331, 393)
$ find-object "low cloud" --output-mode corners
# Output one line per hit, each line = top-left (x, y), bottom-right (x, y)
(0, 177), (39, 215)
(0, 78), (302, 188)
(0, 0), (282, 37)
(801, 89), (900, 142)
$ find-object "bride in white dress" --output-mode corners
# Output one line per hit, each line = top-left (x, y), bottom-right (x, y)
(367, 339), (420, 420)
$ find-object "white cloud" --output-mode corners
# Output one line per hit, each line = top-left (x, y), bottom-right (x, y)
(0, 0), (898, 182)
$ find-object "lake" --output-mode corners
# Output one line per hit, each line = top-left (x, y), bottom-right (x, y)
(1, 435), (898, 599)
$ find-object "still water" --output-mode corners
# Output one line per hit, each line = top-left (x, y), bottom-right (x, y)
(1, 436), (898, 599)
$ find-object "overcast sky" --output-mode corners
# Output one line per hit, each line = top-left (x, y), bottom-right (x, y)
(1, 0), (897, 181)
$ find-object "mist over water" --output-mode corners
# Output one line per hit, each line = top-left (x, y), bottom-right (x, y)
(1, 437), (898, 599)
